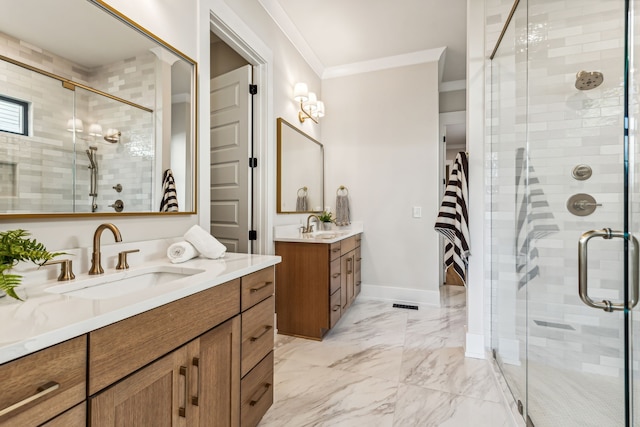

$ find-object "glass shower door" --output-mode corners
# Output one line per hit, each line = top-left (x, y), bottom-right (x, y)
(491, 0), (635, 425)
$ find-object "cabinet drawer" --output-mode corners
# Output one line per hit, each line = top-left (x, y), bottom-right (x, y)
(341, 236), (357, 254)
(329, 258), (341, 294)
(41, 402), (85, 427)
(89, 279), (240, 395)
(0, 335), (86, 427)
(329, 289), (341, 328)
(241, 296), (275, 377)
(242, 267), (275, 311)
(329, 242), (341, 261)
(355, 233), (362, 248)
(241, 352), (274, 427)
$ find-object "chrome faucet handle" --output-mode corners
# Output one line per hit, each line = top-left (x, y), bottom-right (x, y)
(43, 259), (75, 281)
(116, 249), (140, 270)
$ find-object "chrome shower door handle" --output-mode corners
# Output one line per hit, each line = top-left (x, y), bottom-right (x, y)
(578, 228), (639, 312)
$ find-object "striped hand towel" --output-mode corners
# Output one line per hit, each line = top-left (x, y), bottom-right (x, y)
(515, 148), (559, 289)
(160, 169), (179, 212)
(434, 152), (470, 285)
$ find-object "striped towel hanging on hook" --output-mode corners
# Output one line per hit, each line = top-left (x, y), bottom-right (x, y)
(434, 152), (470, 285)
(160, 169), (179, 212)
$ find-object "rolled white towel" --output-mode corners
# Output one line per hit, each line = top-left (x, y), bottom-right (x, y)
(184, 224), (227, 259)
(167, 241), (199, 264)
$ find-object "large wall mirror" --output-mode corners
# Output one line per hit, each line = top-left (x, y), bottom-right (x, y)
(0, 0), (197, 217)
(277, 118), (324, 213)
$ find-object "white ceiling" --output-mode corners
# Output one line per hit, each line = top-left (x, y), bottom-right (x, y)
(265, 0), (468, 83)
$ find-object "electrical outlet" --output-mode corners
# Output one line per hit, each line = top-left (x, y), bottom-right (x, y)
(412, 206), (422, 218)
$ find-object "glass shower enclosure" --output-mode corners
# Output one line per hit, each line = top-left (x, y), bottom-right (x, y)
(490, 0), (639, 425)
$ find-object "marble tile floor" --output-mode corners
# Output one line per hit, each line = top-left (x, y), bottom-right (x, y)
(259, 286), (515, 427)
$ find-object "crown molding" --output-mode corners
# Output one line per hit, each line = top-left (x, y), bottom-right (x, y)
(322, 47), (446, 80)
(258, 0), (324, 77)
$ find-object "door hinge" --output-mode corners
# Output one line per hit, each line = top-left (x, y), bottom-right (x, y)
(249, 157), (258, 168)
(249, 230), (257, 241)
(249, 84), (257, 95)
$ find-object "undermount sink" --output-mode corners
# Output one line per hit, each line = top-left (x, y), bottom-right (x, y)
(307, 231), (349, 239)
(45, 265), (205, 300)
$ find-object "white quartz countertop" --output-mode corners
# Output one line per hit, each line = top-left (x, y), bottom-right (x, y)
(0, 252), (281, 365)
(273, 222), (363, 244)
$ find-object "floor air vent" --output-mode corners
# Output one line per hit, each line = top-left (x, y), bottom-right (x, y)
(392, 303), (418, 310)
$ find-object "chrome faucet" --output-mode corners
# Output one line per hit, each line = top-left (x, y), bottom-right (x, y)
(302, 214), (320, 233)
(89, 223), (122, 275)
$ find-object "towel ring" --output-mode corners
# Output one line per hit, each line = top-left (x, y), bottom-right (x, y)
(336, 185), (348, 196)
(297, 187), (308, 197)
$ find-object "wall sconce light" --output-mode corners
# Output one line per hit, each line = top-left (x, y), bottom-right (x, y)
(294, 82), (325, 124)
(88, 123), (103, 137)
(104, 128), (121, 143)
(66, 118), (84, 133)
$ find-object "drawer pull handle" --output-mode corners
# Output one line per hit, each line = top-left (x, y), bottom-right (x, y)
(250, 281), (273, 293)
(332, 248), (341, 253)
(357, 257), (362, 262)
(0, 381), (59, 417)
(332, 273), (341, 278)
(250, 325), (273, 342)
(249, 383), (272, 406)
(332, 305), (341, 312)
(191, 357), (200, 406)
(179, 366), (187, 417)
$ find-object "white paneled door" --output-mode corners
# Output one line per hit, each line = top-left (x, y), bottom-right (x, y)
(210, 65), (252, 253)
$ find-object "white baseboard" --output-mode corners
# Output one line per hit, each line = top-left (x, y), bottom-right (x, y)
(360, 283), (440, 307)
(496, 337), (521, 366)
(465, 331), (485, 359)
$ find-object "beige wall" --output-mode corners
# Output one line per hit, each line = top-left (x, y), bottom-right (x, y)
(322, 62), (442, 302)
(440, 89), (466, 113)
(210, 37), (249, 78)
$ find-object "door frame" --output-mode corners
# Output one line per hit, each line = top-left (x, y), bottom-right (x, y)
(438, 110), (466, 286)
(202, 0), (275, 255)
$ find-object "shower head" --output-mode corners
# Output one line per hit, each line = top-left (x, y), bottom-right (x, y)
(575, 70), (603, 90)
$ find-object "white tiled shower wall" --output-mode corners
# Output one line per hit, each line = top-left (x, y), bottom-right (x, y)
(0, 31), (155, 213)
(487, 0), (631, 380)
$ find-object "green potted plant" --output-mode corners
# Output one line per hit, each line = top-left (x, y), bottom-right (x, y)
(0, 229), (64, 300)
(318, 211), (334, 230)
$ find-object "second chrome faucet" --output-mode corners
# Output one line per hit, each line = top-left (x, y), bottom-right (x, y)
(89, 223), (122, 275)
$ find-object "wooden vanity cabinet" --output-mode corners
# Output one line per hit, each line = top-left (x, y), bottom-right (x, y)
(88, 266), (276, 427)
(90, 316), (241, 426)
(275, 233), (362, 340)
(0, 336), (86, 427)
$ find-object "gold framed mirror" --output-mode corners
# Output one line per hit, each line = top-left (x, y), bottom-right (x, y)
(276, 118), (324, 213)
(0, 0), (197, 217)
